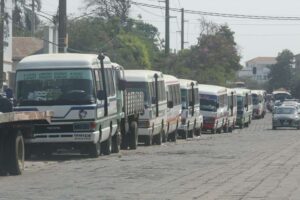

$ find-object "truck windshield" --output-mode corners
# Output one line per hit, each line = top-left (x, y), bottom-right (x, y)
(126, 82), (150, 105)
(181, 89), (188, 109)
(16, 69), (95, 106)
(237, 96), (244, 110)
(199, 94), (217, 112)
(252, 94), (259, 105)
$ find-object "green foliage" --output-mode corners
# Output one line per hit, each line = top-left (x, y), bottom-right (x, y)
(156, 24), (242, 86)
(13, 0), (42, 36)
(68, 17), (153, 69)
(268, 49), (294, 91)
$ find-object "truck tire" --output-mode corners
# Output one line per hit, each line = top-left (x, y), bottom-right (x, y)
(154, 129), (163, 145)
(169, 130), (177, 142)
(112, 129), (121, 153)
(162, 124), (169, 143)
(89, 141), (101, 158)
(7, 131), (25, 175)
(188, 128), (194, 138)
(129, 121), (138, 150)
(102, 135), (112, 155)
(145, 135), (152, 146)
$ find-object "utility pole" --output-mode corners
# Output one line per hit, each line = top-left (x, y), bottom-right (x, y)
(31, 0), (35, 36)
(0, 0), (4, 89)
(181, 8), (184, 50)
(58, 0), (67, 53)
(165, 0), (170, 55)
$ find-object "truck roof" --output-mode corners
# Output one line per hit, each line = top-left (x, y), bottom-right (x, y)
(164, 74), (179, 86)
(16, 53), (111, 70)
(124, 70), (164, 82)
(234, 88), (251, 96)
(227, 88), (236, 96)
(179, 79), (198, 89)
(198, 84), (227, 96)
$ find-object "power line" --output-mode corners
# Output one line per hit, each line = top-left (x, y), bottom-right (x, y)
(131, 1), (300, 21)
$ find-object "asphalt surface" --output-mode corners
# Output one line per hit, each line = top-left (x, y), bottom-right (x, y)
(1, 113), (300, 200)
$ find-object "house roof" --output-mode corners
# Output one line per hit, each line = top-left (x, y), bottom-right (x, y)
(12, 37), (43, 61)
(246, 57), (277, 64)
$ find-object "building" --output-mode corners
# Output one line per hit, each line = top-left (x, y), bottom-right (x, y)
(238, 57), (277, 83)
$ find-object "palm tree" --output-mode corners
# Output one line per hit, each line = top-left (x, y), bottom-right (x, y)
(13, 0), (41, 36)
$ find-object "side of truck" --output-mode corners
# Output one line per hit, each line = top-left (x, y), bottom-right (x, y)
(14, 53), (144, 158)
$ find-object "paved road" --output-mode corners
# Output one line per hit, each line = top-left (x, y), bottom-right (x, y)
(2, 114), (300, 200)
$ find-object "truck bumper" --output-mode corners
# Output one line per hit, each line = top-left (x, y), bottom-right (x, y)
(25, 131), (100, 144)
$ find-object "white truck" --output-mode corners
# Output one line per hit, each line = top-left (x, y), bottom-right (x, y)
(14, 53), (144, 158)
(164, 74), (181, 142)
(198, 84), (228, 134)
(124, 70), (167, 146)
(178, 79), (202, 138)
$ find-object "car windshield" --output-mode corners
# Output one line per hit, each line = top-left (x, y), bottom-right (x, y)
(199, 94), (217, 112)
(275, 107), (296, 114)
(16, 69), (95, 106)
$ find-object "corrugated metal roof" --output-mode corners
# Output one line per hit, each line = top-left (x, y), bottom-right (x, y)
(12, 37), (43, 60)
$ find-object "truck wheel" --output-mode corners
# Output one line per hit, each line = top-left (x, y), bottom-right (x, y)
(170, 130), (177, 142)
(112, 129), (121, 153)
(239, 123), (244, 129)
(195, 128), (201, 136)
(154, 129), (163, 145)
(223, 124), (229, 133)
(89, 141), (101, 158)
(129, 121), (138, 150)
(162, 124), (169, 143)
(181, 129), (188, 139)
(102, 135), (112, 155)
(188, 128), (194, 138)
(7, 131), (25, 175)
(145, 135), (152, 146)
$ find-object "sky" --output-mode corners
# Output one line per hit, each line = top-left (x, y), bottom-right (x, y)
(42, 0), (300, 65)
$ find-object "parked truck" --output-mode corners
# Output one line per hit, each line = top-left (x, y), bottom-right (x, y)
(0, 101), (52, 175)
(14, 53), (144, 157)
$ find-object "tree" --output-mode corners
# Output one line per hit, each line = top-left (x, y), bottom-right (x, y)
(13, 0), (41, 36)
(85, 0), (130, 23)
(68, 17), (153, 69)
(156, 22), (242, 85)
(268, 49), (294, 91)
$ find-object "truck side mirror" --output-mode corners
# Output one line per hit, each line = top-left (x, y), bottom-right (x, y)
(167, 101), (174, 108)
(151, 96), (156, 104)
(118, 79), (126, 91)
(97, 90), (106, 100)
(216, 103), (220, 109)
(189, 101), (194, 106)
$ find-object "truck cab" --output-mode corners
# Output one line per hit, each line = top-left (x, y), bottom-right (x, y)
(164, 74), (181, 142)
(124, 70), (167, 146)
(198, 84), (228, 134)
(235, 88), (253, 129)
(15, 54), (125, 157)
(178, 79), (202, 138)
